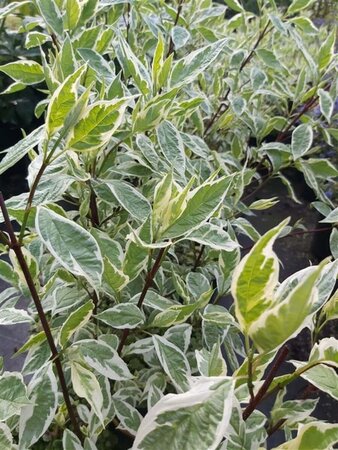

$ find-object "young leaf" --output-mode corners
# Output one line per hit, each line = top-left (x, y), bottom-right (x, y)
(71, 361), (104, 423)
(275, 421), (338, 450)
(132, 377), (234, 450)
(162, 176), (233, 239)
(232, 219), (289, 331)
(59, 301), (94, 348)
(224, 0), (244, 12)
(35, 207), (103, 288)
(249, 260), (328, 352)
(19, 366), (58, 449)
(67, 99), (131, 152)
(46, 66), (86, 136)
(287, 0), (315, 14)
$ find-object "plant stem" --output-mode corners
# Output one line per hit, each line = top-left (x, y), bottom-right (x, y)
(242, 345), (289, 421)
(245, 336), (255, 402)
(204, 23), (271, 136)
(0, 193), (83, 442)
(167, 0), (184, 57)
(193, 244), (205, 270)
(117, 246), (168, 354)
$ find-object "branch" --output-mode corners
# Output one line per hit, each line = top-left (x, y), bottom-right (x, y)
(117, 246), (168, 354)
(242, 345), (289, 421)
(204, 24), (271, 136)
(0, 193), (83, 442)
(167, 0), (184, 57)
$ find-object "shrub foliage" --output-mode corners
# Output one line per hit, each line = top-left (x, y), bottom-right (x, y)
(0, 0), (337, 449)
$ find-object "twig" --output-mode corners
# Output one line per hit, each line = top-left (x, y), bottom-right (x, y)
(0, 193), (83, 442)
(117, 246), (168, 354)
(193, 244), (205, 270)
(167, 0), (184, 57)
(242, 346), (289, 421)
(204, 24), (271, 136)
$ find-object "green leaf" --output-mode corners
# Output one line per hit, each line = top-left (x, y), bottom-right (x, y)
(113, 398), (143, 436)
(36, 207), (103, 288)
(0, 372), (30, 421)
(330, 228), (338, 259)
(275, 421), (338, 450)
(96, 304), (145, 329)
(63, 429), (83, 450)
(291, 123), (313, 160)
(150, 300), (205, 328)
(318, 89), (333, 123)
(153, 336), (191, 392)
(75, 339), (133, 380)
(171, 26), (191, 50)
(249, 260), (328, 352)
(67, 98), (130, 152)
(35, 0), (64, 35)
(0, 308), (33, 325)
(224, 0), (244, 12)
(65, 0), (82, 31)
(95, 179), (151, 222)
(0, 259), (18, 285)
(102, 257), (129, 294)
(25, 31), (51, 49)
(117, 33), (152, 95)
(71, 361), (103, 422)
(183, 223), (239, 251)
(0, 60), (44, 85)
(0, 1), (31, 19)
(169, 38), (228, 87)
(0, 423), (16, 450)
(77, 48), (115, 83)
(19, 366), (58, 449)
(195, 344), (227, 377)
(132, 377), (234, 450)
(162, 175), (233, 239)
(60, 300), (94, 348)
(46, 66), (86, 136)
(318, 30), (335, 71)
(287, 0), (315, 14)
(232, 219), (289, 331)
(321, 207), (338, 223)
(157, 121), (186, 176)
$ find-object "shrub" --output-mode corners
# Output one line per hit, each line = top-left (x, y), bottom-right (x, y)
(0, 0), (337, 449)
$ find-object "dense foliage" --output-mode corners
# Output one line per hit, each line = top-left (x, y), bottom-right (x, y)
(0, 0), (337, 449)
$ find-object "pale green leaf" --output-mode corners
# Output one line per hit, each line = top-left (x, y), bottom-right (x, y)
(0, 372), (30, 421)
(63, 429), (83, 450)
(162, 176), (233, 239)
(169, 38), (229, 87)
(291, 123), (313, 160)
(60, 301), (94, 348)
(249, 260), (327, 352)
(275, 421), (338, 450)
(171, 26), (191, 50)
(35, 0), (63, 35)
(132, 377), (234, 450)
(0, 308), (33, 325)
(96, 304), (145, 329)
(318, 89), (334, 123)
(153, 336), (191, 392)
(19, 366), (58, 449)
(35, 207), (103, 288)
(287, 0), (315, 14)
(67, 99), (130, 152)
(71, 361), (103, 422)
(224, 0), (244, 12)
(157, 121), (186, 176)
(183, 223), (239, 251)
(0, 60), (44, 85)
(232, 219), (289, 331)
(75, 339), (133, 380)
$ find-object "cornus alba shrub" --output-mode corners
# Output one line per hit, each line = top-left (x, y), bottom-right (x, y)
(0, 0), (337, 449)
